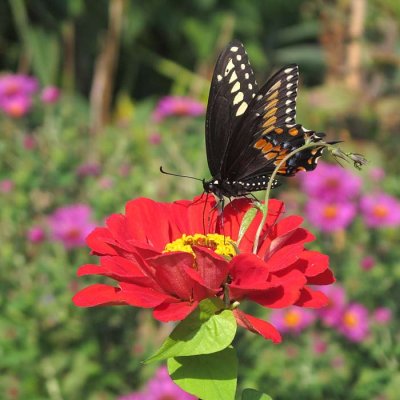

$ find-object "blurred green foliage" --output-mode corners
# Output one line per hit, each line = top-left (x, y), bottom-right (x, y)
(1, 0), (400, 399)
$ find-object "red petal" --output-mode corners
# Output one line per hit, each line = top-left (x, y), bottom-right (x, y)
(119, 282), (173, 307)
(295, 287), (329, 308)
(153, 300), (198, 322)
(192, 246), (231, 290)
(265, 244), (303, 272)
(229, 254), (271, 293)
(149, 252), (208, 300)
(125, 198), (175, 252)
(86, 227), (118, 255)
(307, 268), (335, 285)
(299, 251), (330, 277)
(72, 284), (124, 307)
(233, 309), (281, 343)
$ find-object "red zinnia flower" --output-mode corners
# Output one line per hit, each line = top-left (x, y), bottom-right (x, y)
(73, 196), (334, 343)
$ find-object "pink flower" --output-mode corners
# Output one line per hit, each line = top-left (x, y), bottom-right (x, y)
(299, 162), (362, 201)
(360, 193), (400, 228)
(317, 284), (346, 327)
(269, 307), (316, 335)
(337, 303), (369, 342)
(0, 94), (32, 118)
(369, 167), (385, 182)
(152, 96), (205, 122)
(360, 256), (375, 271)
(0, 179), (14, 193)
(27, 226), (45, 243)
(48, 204), (96, 249)
(41, 86), (60, 104)
(305, 199), (356, 232)
(76, 162), (101, 178)
(118, 366), (195, 400)
(22, 135), (37, 150)
(373, 307), (392, 324)
(148, 132), (161, 145)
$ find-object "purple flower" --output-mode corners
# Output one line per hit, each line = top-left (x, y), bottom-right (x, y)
(305, 199), (356, 232)
(27, 226), (45, 243)
(76, 162), (101, 178)
(269, 307), (316, 335)
(299, 162), (362, 201)
(118, 366), (195, 400)
(337, 303), (369, 342)
(0, 94), (32, 118)
(41, 86), (60, 104)
(152, 96), (205, 122)
(48, 204), (96, 249)
(0, 179), (14, 193)
(373, 307), (392, 325)
(360, 193), (400, 228)
(317, 284), (347, 327)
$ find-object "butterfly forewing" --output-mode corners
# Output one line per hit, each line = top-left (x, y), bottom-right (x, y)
(205, 40), (258, 177)
(203, 40), (326, 200)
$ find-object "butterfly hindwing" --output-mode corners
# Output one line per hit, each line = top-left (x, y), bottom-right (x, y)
(205, 40), (258, 177)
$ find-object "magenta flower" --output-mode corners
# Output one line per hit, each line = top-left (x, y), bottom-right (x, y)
(48, 204), (96, 249)
(152, 96), (205, 122)
(0, 179), (14, 193)
(27, 226), (46, 243)
(317, 284), (346, 327)
(0, 74), (38, 97)
(369, 167), (385, 182)
(118, 366), (195, 400)
(269, 307), (316, 335)
(337, 303), (369, 342)
(305, 199), (356, 232)
(373, 307), (392, 324)
(41, 86), (60, 104)
(0, 94), (32, 118)
(299, 162), (362, 201)
(360, 193), (400, 228)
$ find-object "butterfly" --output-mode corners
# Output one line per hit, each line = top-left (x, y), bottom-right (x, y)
(202, 40), (326, 201)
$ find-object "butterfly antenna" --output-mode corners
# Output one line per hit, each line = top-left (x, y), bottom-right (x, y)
(159, 166), (204, 182)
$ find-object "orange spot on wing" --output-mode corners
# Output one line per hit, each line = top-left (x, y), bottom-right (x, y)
(288, 128), (298, 136)
(296, 166), (306, 172)
(254, 139), (266, 149)
(262, 142), (273, 153)
(265, 152), (276, 160)
(275, 128), (284, 134)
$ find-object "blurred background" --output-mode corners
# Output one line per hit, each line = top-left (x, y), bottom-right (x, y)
(1, 0), (399, 399)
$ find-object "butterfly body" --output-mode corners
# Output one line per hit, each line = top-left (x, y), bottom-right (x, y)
(204, 40), (326, 201)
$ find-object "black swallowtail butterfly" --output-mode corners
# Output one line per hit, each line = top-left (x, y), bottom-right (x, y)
(203, 40), (326, 201)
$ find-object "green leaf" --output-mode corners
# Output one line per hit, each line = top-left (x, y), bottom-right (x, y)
(144, 298), (236, 363)
(168, 346), (238, 400)
(237, 203), (264, 245)
(242, 388), (273, 400)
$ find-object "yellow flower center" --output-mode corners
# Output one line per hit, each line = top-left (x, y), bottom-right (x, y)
(372, 204), (388, 218)
(343, 311), (358, 328)
(163, 233), (236, 259)
(284, 310), (301, 327)
(323, 205), (338, 219)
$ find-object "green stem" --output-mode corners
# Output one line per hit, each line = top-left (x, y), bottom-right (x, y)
(252, 142), (334, 254)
